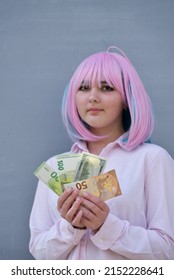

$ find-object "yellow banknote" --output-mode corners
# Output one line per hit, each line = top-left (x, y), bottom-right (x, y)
(64, 169), (121, 201)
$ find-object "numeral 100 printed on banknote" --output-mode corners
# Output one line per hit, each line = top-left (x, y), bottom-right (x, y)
(34, 152), (121, 200)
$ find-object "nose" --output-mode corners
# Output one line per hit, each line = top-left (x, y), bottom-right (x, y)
(88, 87), (100, 103)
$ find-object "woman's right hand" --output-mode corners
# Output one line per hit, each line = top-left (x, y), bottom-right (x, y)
(57, 188), (86, 229)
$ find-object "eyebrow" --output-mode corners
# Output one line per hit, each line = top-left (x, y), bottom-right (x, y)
(81, 80), (108, 84)
(80, 80), (89, 85)
(80, 80), (114, 87)
(100, 81), (114, 87)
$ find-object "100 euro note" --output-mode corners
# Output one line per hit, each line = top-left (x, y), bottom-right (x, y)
(55, 153), (82, 183)
(34, 152), (108, 196)
(34, 161), (63, 195)
(64, 169), (122, 201)
(73, 152), (107, 181)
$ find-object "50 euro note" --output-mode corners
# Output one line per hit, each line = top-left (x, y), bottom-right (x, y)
(33, 152), (108, 196)
(63, 169), (122, 201)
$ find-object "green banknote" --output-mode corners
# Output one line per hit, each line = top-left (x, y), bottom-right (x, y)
(73, 152), (107, 181)
(55, 153), (82, 184)
(34, 152), (108, 196)
(34, 161), (63, 195)
(63, 169), (121, 201)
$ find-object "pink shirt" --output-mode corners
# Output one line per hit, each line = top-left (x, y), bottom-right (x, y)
(29, 137), (174, 259)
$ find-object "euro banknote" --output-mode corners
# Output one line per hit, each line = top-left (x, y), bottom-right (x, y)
(63, 169), (121, 201)
(34, 161), (63, 195)
(34, 152), (108, 196)
(55, 153), (82, 183)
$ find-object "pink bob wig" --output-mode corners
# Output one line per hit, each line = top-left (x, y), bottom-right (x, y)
(61, 46), (154, 150)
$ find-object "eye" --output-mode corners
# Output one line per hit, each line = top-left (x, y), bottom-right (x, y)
(101, 84), (114, 92)
(78, 84), (90, 92)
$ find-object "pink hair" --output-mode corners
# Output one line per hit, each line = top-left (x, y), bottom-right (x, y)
(62, 47), (154, 150)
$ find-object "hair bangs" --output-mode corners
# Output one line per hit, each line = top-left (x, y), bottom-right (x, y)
(71, 53), (124, 95)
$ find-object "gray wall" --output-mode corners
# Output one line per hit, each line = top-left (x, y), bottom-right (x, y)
(0, 0), (174, 259)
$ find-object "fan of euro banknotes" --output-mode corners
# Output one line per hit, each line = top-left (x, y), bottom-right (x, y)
(34, 152), (122, 201)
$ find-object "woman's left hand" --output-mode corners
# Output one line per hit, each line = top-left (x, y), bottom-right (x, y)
(79, 192), (110, 231)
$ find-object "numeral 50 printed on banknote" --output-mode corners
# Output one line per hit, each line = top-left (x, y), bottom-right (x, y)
(63, 169), (122, 201)
(34, 152), (122, 200)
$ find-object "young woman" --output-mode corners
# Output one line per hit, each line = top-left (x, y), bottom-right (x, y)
(29, 47), (174, 259)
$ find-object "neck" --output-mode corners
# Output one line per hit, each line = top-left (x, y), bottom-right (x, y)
(87, 129), (125, 155)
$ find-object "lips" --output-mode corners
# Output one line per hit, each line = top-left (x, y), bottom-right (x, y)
(87, 108), (103, 112)
(87, 108), (103, 115)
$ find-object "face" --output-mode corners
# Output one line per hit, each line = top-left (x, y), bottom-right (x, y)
(76, 80), (124, 136)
